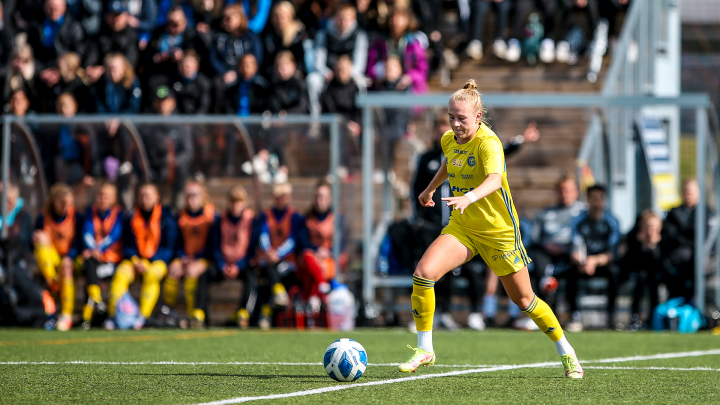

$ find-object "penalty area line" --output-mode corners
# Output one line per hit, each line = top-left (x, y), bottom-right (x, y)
(193, 348), (720, 405)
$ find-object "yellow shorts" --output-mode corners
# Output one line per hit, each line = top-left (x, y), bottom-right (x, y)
(441, 221), (531, 277)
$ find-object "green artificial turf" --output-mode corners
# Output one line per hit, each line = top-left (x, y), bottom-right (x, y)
(0, 328), (718, 404)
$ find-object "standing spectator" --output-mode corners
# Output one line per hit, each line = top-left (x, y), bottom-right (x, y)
(566, 185), (620, 331)
(127, 0), (158, 49)
(210, 4), (263, 85)
(320, 55), (361, 136)
(262, 1), (308, 78)
(90, 53), (142, 114)
(0, 3), (15, 67)
(242, 0), (272, 35)
(308, 2), (367, 116)
(661, 178), (715, 301)
(366, 8), (428, 94)
(144, 5), (206, 79)
(170, 50), (212, 114)
(40, 52), (92, 113)
(224, 53), (269, 115)
(465, 0), (513, 61)
(26, 0), (87, 71)
(267, 51), (309, 114)
(140, 85), (193, 196)
(618, 210), (665, 330)
(84, 1), (140, 72)
(1, 45), (41, 112)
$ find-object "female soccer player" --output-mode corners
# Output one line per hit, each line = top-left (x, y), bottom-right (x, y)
(398, 80), (584, 379)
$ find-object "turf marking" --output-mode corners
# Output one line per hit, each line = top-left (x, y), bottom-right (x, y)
(0, 360), (494, 368)
(583, 366), (720, 371)
(193, 348), (720, 405)
(0, 330), (238, 346)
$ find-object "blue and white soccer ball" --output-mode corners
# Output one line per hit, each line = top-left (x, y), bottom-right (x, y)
(323, 338), (368, 382)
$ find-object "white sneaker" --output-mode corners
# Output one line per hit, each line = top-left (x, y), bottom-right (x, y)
(492, 38), (507, 59)
(407, 321), (417, 334)
(565, 320), (584, 333)
(513, 316), (540, 331)
(56, 315), (72, 331)
(438, 312), (460, 331)
(466, 40), (483, 61)
(505, 39), (521, 62)
(103, 319), (116, 331)
(467, 312), (486, 331)
(539, 38), (555, 63)
(556, 41), (570, 63)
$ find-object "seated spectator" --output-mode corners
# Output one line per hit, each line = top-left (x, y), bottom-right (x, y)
(84, 1), (140, 76)
(465, 0), (514, 62)
(4, 89), (35, 118)
(374, 55), (409, 147)
(566, 184), (620, 331)
(0, 3), (15, 67)
(242, 0), (272, 35)
(207, 185), (257, 328)
(367, 7), (428, 94)
(106, 182), (177, 330)
(32, 183), (83, 331)
(308, 2), (367, 116)
(191, 0), (223, 39)
(140, 86), (193, 196)
(255, 182), (308, 329)
(262, 1), (308, 78)
(267, 51), (309, 114)
(320, 55), (361, 136)
(354, 0), (385, 34)
(55, 93), (96, 186)
(618, 210), (665, 330)
(512, 0), (559, 64)
(224, 53), (269, 115)
(164, 180), (217, 327)
(557, 0), (600, 64)
(296, 0), (334, 39)
(40, 52), (92, 113)
(170, 50), (212, 114)
(127, 0), (158, 48)
(66, 0), (102, 38)
(1, 44), (41, 112)
(90, 53), (142, 114)
(0, 180), (50, 328)
(532, 175), (587, 298)
(80, 182), (124, 329)
(27, 0), (86, 71)
(661, 178), (715, 301)
(144, 5), (206, 79)
(210, 4), (263, 85)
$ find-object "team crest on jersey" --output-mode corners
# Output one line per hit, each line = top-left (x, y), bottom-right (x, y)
(452, 159), (463, 167)
(468, 156), (476, 167)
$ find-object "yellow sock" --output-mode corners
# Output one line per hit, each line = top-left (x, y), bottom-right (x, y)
(237, 308), (250, 320)
(192, 309), (205, 323)
(184, 277), (198, 318)
(34, 246), (59, 288)
(261, 304), (272, 318)
(60, 277), (74, 317)
(87, 284), (103, 304)
(522, 295), (564, 342)
(109, 261), (135, 317)
(163, 277), (179, 307)
(139, 261), (167, 318)
(272, 283), (287, 296)
(411, 275), (436, 332)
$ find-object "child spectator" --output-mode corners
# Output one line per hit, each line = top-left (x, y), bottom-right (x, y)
(367, 7), (428, 94)
(165, 181), (217, 327)
(207, 185), (257, 328)
(308, 2), (367, 116)
(171, 50), (212, 114)
(41, 52), (92, 113)
(224, 53), (269, 115)
(566, 184), (620, 331)
(144, 5), (206, 79)
(320, 55), (361, 136)
(262, 1), (308, 78)
(106, 183), (177, 330)
(27, 0), (87, 71)
(80, 182), (124, 329)
(375, 55), (409, 147)
(90, 53), (142, 114)
(32, 183), (83, 331)
(84, 1), (140, 73)
(1, 44), (41, 112)
(210, 4), (263, 85)
(267, 51), (309, 114)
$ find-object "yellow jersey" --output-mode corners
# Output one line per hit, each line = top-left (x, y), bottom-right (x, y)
(440, 123), (525, 253)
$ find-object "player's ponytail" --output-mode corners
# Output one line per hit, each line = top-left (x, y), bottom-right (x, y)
(450, 79), (489, 126)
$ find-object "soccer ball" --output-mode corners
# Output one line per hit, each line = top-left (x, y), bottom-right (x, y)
(323, 338), (368, 382)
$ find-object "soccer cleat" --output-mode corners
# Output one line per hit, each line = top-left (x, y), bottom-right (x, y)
(103, 318), (116, 331)
(133, 316), (146, 331)
(236, 309), (250, 329)
(258, 315), (272, 330)
(272, 283), (289, 308)
(561, 353), (585, 379)
(398, 345), (435, 373)
(56, 315), (72, 331)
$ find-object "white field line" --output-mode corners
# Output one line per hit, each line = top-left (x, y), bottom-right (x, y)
(193, 348), (720, 405)
(584, 366), (720, 371)
(0, 361), (494, 368)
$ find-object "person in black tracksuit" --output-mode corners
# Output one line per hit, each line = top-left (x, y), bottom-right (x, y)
(84, 1), (140, 68)
(321, 55), (360, 133)
(267, 51), (309, 114)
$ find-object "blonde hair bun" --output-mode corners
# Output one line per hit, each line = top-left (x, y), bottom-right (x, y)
(462, 79), (478, 91)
